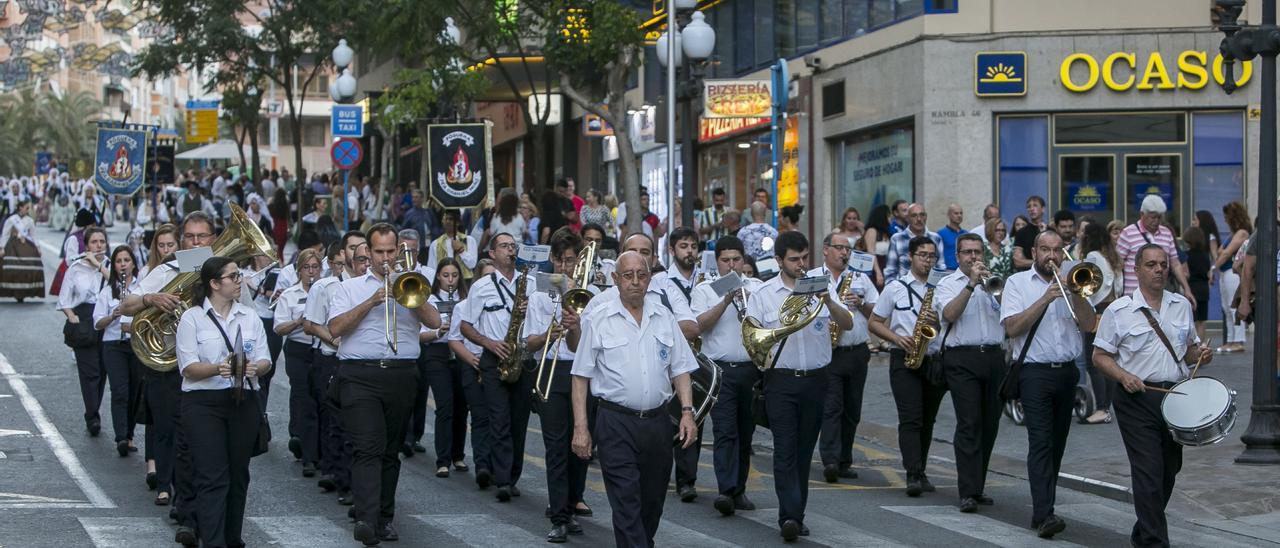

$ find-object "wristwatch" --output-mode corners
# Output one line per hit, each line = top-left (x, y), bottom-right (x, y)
(681, 406), (694, 414)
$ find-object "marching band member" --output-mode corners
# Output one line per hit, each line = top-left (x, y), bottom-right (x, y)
(175, 256), (271, 548)
(691, 236), (761, 515)
(327, 223), (441, 545)
(274, 248), (321, 477)
(59, 226), (109, 437)
(426, 209), (479, 283)
(569, 251), (699, 548)
(664, 226), (704, 502)
(409, 258), (466, 474)
(243, 254), (282, 411)
(138, 224), (178, 281)
(525, 230), (592, 542)
(1000, 229), (1095, 538)
(447, 259), (496, 489)
(868, 235), (946, 498)
(137, 224), (179, 501)
(1092, 244), (1211, 548)
(934, 233), (1005, 512)
(618, 233), (700, 342)
(746, 231), (853, 541)
(460, 233), (532, 501)
(810, 233), (878, 484)
(93, 246), (143, 458)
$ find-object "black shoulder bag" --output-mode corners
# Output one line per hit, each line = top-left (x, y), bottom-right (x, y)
(999, 309), (1047, 401)
(205, 310), (272, 457)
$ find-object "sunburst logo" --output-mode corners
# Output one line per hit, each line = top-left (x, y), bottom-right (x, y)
(1077, 185), (1101, 198)
(981, 63), (1022, 83)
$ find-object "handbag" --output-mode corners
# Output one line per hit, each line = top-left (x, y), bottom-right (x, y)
(63, 303), (98, 348)
(999, 309), (1047, 401)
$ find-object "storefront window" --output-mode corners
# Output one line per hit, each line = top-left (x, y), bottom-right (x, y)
(1055, 112), (1186, 145)
(834, 123), (914, 223)
(1192, 112), (1245, 240)
(1124, 154), (1181, 224)
(1060, 155), (1116, 226)
(998, 116), (1049, 226)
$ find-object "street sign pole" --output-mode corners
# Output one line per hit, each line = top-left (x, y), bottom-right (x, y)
(343, 169), (350, 230)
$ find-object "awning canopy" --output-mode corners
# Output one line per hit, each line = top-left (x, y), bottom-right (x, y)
(174, 140), (278, 161)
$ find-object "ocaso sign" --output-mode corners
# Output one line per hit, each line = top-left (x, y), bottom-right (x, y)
(1059, 50), (1252, 92)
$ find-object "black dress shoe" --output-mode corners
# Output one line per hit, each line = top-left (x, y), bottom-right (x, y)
(566, 519), (583, 535)
(116, 440), (129, 457)
(128, 445), (138, 453)
(546, 525), (568, 543)
(87, 417), (100, 437)
(780, 519), (801, 542)
(920, 473), (936, 492)
(496, 486), (512, 502)
(906, 474), (923, 497)
(839, 467), (859, 479)
(288, 437), (303, 460)
(975, 493), (994, 505)
(412, 442), (427, 453)
(799, 523), (810, 536)
(168, 507), (178, 522)
(338, 490), (354, 505)
(713, 495), (734, 516)
(318, 476), (337, 492)
(1037, 514), (1066, 538)
(476, 469), (492, 489)
(510, 485), (521, 497)
(378, 522), (399, 541)
(677, 485), (697, 502)
(823, 464), (839, 483)
(399, 443), (413, 458)
(572, 503), (592, 516)
(353, 521), (380, 546)
(348, 507), (356, 520)
(302, 462), (317, 477)
(959, 497), (978, 513)
(733, 494), (756, 511)
(174, 526), (197, 547)
(145, 472), (157, 491)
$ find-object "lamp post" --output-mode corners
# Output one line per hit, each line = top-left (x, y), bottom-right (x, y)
(655, 6), (715, 236)
(1215, 0), (1280, 465)
(331, 38), (358, 229)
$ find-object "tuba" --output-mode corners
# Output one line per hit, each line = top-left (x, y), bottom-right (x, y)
(904, 286), (938, 370)
(132, 204), (279, 371)
(533, 242), (596, 402)
(742, 293), (823, 371)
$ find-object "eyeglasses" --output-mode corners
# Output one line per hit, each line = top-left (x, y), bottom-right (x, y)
(616, 270), (651, 283)
(493, 242), (517, 250)
(912, 252), (939, 260)
(826, 244), (853, 252)
(219, 272), (243, 282)
(183, 232), (213, 242)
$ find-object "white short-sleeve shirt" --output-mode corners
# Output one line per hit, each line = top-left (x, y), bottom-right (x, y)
(273, 284), (314, 345)
(328, 272), (423, 360)
(808, 265), (878, 347)
(999, 268), (1083, 363)
(744, 276), (839, 370)
(1093, 290), (1197, 383)
(175, 299), (271, 392)
(933, 270), (1004, 347)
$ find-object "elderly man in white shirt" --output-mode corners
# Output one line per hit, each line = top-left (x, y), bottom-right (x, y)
(1092, 244), (1211, 548)
(569, 250), (698, 548)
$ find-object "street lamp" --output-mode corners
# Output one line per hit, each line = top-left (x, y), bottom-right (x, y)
(654, 9), (715, 234)
(1214, 0), (1280, 465)
(330, 39), (358, 104)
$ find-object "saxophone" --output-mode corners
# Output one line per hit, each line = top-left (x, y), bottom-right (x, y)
(903, 285), (938, 370)
(830, 271), (854, 347)
(497, 266), (532, 383)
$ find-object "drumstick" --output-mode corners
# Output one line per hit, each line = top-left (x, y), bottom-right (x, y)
(1189, 338), (1212, 379)
(1145, 385), (1187, 396)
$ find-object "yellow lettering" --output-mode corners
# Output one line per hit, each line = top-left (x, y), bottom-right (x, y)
(1102, 52), (1136, 91)
(1213, 54), (1254, 87)
(1137, 52), (1175, 90)
(1177, 51), (1209, 89)
(1061, 53), (1099, 93)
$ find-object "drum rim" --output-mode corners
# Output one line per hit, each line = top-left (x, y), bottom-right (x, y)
(1161, 376), (1234, 429)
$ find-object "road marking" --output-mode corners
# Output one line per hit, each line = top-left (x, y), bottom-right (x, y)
(0, 428), (32, 437)
(587, 503), (740, 547)
(741, 512), (910, 547)
(883, 505), (1086, 548)
(0, 352), (114, 508)
(413, 514), (545, 547)
(249, 515), (353, 548)
(77, 517), (173, 548)
(1057, 503), (1262, 548)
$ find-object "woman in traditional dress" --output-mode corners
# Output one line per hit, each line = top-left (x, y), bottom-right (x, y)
(0, 200), (45, 302)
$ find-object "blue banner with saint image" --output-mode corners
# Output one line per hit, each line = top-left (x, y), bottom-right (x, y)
(94, 125), (149, 196)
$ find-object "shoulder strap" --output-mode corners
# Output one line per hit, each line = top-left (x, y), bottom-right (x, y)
(1015, 309), (1048, 365)
(658, 289), (674, 313)
(897, 278), (922, 309)
(205, 309), (235, 353)
(1138, 307), (1182, 363)
(1136, 223), (1153, 245)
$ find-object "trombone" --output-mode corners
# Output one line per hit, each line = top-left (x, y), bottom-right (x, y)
(1046, 249), (1103, 323)
(384, 242), (432, 354)
(533, 242), (596, 402)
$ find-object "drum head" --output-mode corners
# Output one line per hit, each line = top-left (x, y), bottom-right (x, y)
(1162, 378), (1231, 429)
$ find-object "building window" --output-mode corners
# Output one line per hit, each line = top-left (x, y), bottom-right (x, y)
(997, 116), (1049, 225)
(303, 119), (327, 147)
(845, 0), (870, 36)
(1054, 112), (1186, 145)
(754, 0), (775, 68)
(734, 0), (755, 73)
(822, 80), (845, 118)
(1192, 111), (1245, 241)
(833, 121), (914, 223)
(925, 0), (959, 13)
(820, 0), (844, 43)
(795, 0), (820, 53)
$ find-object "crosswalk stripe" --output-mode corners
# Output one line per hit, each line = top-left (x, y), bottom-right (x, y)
(77, 517), (174, 548)
(248, 515), (353, 548)
(882, 506), (1087, 548)
(413, 513), (545, 547)
(589, 505), (740, 547)
(1056, 503), (1261, 548)
(741, 511), (910, 547)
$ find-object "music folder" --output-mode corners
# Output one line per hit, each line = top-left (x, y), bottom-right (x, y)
(709, 271), (743, 297)
(175, 247), (214, 273)
(793, 275), (830, 295)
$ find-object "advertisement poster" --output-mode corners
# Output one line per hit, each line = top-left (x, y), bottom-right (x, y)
(1126, 155), (1178, 216)
(778, 117), (800, 208)
(702, 79), (772, 119)
(426, 122), (494, 209)
(94, 126), (149, 196)
(1066, 182), (1110, 212)
(841, 128), (913, 217)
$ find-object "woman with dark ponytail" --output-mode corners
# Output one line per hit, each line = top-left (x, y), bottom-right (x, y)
(174, 256), (272, 548)
(92, 245), (143, 458)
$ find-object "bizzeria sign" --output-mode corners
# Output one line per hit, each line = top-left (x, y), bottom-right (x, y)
(1059, 50), (1252, 92)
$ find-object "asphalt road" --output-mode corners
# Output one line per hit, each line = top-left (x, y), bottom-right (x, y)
(0, 222), (1266, 547)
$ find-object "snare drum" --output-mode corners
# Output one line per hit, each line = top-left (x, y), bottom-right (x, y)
(1160, 377), (1238, 447)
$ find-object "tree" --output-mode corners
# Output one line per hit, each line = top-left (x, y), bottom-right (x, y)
(0, 88), (100, 176)
(538, 0), (646, 234)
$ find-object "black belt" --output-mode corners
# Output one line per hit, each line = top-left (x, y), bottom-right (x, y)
(947, 344), (1002, 353)
(596, 399), (667, 419)
(1025, 361), (1073, 368)
(834, 343), (869, 352)
(715, 360), (755, 369)
(342, 359), (416, 369)
(768, 365), (827, 377)
(1144, 380), (1178, 389)
(106, 339), (132, 345)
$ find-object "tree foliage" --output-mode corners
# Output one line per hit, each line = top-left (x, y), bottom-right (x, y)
(0, 89), (101, 176)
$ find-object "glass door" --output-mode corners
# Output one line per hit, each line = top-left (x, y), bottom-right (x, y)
(1123, 154), (1182, 225)
(1058, 154), (1117, 227)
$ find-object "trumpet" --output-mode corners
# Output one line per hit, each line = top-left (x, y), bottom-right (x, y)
(973, 262), (1004, 297)
(384, 242), (432, 354)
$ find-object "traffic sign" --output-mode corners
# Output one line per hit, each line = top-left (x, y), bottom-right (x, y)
(330, 138), (363, 170)
(185, 100), (219, 144)
(331, 105), (364, 138)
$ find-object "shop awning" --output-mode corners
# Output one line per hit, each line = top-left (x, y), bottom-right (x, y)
(175, 140), (277, 161)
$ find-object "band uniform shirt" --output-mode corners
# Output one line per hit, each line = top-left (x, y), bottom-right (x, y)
(1093, 290), (1197, 383)
(584, 284), (697, 325)
(999, 268), (1083, 364)
(884, 228), (944, 281)
(57, 261), (104, 309)
(304, 275), (343, 355)
(139, 260), (180, 295)
(663, 267), (697, 305)
(871, 276), (944, 355)
(273, 284), (314, 345)
(93, 278), (141, 342)
(571, 290), (698, 411)
(808, 265), (878, 347)
(175, 299), (271, 392)
(447, 297), (483, 356)
(425, 234), (479, 278)
(421, 291), (460, 346)
(328, 271), (424, 361)
(690, 277), (761, 363)
(244, 265), (280, 319)
(933, 270), (1004, 347)
(461, 270), (529, 342)
(522, 288), (598, 362)
(744, 276), (839, 370)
